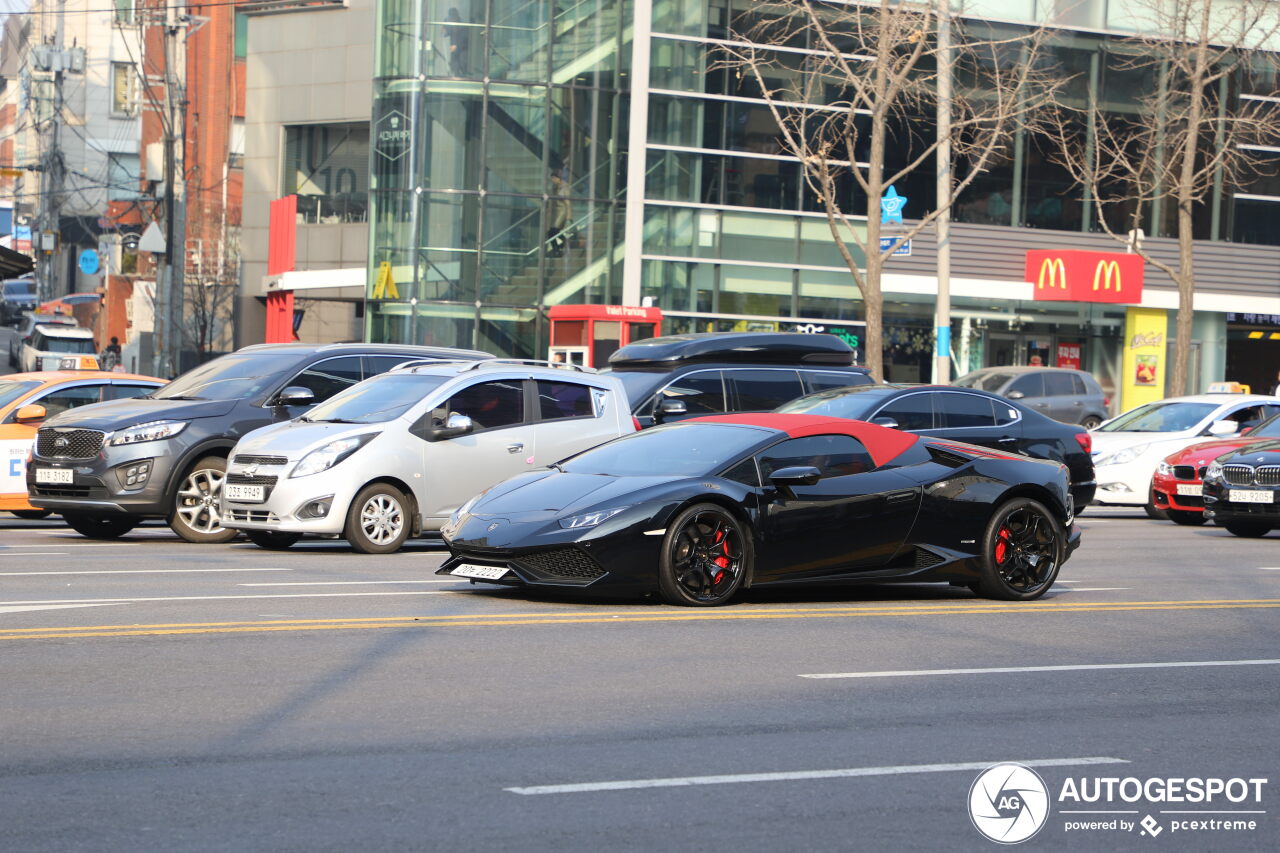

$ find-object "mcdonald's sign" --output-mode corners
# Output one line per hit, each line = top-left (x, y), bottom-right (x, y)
(1024, 250), (1143, 304)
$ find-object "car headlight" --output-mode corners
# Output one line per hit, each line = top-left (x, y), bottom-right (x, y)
(1156, 461), (1174, 476)
(558, 507), (628, 530)
(1096, 444), (1149, 466)
(290, 435), (374, 478)
(1206, 460), (1224, 481)
(108, 420), (188, 446)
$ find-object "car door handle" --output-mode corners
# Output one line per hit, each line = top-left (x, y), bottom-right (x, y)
(1072, 401), (1083, 406)
(886, 490), (916, 504)
(997, 436), (1018, 445)
(506, 442), (524, 453)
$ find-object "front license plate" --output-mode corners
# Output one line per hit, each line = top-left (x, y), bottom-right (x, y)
(451, 563), (510, 580)
(35, 468), (73, 484)
(224, 484), (265, 503)
(1229, 489), (1274, 504)
(1176, 483), (1203, 497)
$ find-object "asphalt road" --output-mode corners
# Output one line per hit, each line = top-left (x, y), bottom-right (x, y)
(0, 508), (1276, 852)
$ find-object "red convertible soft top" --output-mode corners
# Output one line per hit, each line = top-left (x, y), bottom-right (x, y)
(687, 413), (918, 467)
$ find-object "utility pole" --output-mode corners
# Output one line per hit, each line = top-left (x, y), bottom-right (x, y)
(36, 0), (68, 301)
(932, 0), (953, 384)
(154, 5), (187, 378)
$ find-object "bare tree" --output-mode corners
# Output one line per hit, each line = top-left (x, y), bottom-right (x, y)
(718, 0), (1058, 379)
(182, 221), (239, 358)
(1047, 0), (1280, 396)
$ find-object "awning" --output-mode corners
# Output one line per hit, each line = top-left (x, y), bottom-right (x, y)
(0, 244), (34, 278)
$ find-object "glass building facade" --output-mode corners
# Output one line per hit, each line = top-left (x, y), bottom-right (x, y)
(370, 0), (1278, 390)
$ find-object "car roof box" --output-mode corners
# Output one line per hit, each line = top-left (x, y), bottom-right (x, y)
(608, 332), (855, 369)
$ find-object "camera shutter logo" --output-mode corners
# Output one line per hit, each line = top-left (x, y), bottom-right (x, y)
(968, 763), (1050, 844)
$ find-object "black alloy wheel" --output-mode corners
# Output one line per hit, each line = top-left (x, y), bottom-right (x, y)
(974, 497), (1063, 601)
(245, 530), (302, 550)
(1224, 521), (1271, 538)
(658, 503), (751, 606)
(1166, 509), (1206, 526)
(61, 512), (139, 540)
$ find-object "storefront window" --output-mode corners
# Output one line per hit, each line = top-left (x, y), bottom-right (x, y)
(283, 124), (370, 224)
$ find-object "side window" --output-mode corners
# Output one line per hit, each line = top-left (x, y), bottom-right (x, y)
(32, 385), (103, 419)
(936, 392), (996, 428)
(1070, 374), (1088, 395)
(1007, 373), (1044, 399)
(994, 401), (1020, 427)
(536, 379), (595, 421)
(658, 371), (726, 415)
(1044, 372), (1075, 396)
(874, 394), (935, 431)
(109, 383), (157, 401)
(1226, 405), (1267, 430)
(288, 356), (364, 403)
(446, 379), (525, 431)
(368, 355), (417, 376)
(757, 434), (874, 480)
(720, 457), (761, 488)
(727, 369), (805, 411)
(802, 370), (874, 393)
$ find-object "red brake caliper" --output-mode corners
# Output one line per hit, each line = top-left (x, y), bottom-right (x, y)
(994, 528), (1011, 564)
(712, 529), (730, 584)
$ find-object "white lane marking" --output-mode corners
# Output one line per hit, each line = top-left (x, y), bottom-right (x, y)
(0, 552), (69, 557)
(1259, 568), (1280, 571)
(0, 591), (458, 605)
(0, 568), (292, 576)
(799, 659), (1280, 680)
(0, 603), (127, 614)
(1063, 587), (1131, 592)
(505, 757), (1129, 796)
(14, 539), (136, 545)
(237, 580), (460, 587)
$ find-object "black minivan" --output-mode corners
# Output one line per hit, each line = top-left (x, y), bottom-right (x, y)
(603, 332), (875, 427)
(29, 342), (489, 542)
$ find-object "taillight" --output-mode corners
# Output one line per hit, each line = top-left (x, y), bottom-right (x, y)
(1074, 432), (1092, 454)
(1103, 396), (1111, 407)
(632, 416), (642, 431)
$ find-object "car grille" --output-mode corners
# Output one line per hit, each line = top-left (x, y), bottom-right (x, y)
(36, 428), (104, 459)
(227, 508), (281, 524)
(30, 485), (93, 498)
(1223, 465), (1255, 486)
(1220, 501), (1280, 517)
(913, 547), (946, 570)
(1173, 465), (1196, 480)
(1257, 466), (1280, 486)
(1175, 495), (1204, 508)
(518, 547), (605, 580)
(233, 455), (288, 466)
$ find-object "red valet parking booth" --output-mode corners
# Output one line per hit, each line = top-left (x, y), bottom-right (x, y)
(547, 304), (663, 367)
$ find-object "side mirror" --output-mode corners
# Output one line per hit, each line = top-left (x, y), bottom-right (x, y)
(658, 398), (688, 416)
(1207, 420), (1237, 437)
(1006, 391), (1026, 400)
(429, 413), (474, 441)
(871, 416), (899, 429)
(769, 465), (822, 488)
(14, 404), (46, 423)
(276, 386), (315, 407)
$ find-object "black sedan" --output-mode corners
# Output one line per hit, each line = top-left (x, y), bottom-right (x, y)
(776, 384), (1096, 510)
(439, 414), (1081, 606)
(1201, 440), (1280, 537)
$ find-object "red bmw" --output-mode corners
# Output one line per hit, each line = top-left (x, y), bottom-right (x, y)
(1151, 412), (1280, 524)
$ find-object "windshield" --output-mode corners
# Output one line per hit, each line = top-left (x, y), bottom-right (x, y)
(304, 374), (450, 423)
(954, 371), (1014, 392)
(1250, 412), (1280, 438)
(39, 336), (95, 354)
(0, 380), (40, 409)
(600, 369), (665, 403)
(560, 423), (767, 477)
(4, 281), (34, 298)
(153, 352), (304, 401)
(775, 385), (888, 418)
(1098, 401), (1218, 433)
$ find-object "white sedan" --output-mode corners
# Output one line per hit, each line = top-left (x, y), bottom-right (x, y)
(1090, 394), (1280, 510)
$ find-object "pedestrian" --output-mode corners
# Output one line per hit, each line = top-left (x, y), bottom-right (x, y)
(1272, 368), (1280, 396)
(546, 172), (572, 258)
(444, 8), (470, 76)
(98, 336), (121, 372)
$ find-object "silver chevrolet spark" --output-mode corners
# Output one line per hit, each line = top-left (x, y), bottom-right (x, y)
(220, 360), (635, 553)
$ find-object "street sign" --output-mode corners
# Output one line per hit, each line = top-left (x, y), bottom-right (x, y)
(78, 249), (100, 275)
(137, 222), (165, 253)
(880, 186), (907, 224)
(879, 237), (912, 257)
(0, 168), (25, 178)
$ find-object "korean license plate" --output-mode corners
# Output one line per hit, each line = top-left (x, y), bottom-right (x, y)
(224, 484), (265, 503)
(35, 468), (74, 484)
(451, 563), (510, 580)
(1229, 489), (1274, 504)
(1176, 484), (1203, 497)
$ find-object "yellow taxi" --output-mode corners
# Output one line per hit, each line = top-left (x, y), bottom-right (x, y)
(0, 370), (165, 518)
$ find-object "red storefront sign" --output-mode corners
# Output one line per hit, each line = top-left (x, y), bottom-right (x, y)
(1056, 342), (1082, 369)
(1025, 250), (1143, 304)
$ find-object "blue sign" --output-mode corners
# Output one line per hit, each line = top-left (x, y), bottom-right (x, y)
(78, 249), (100, 275)
(880, 185), (907, 224)
(879, 237), (912, 257)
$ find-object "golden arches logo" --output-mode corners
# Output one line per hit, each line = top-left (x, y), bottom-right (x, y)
(1036, 257), (1067, 290)
(1093, 260), (1122, 292)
